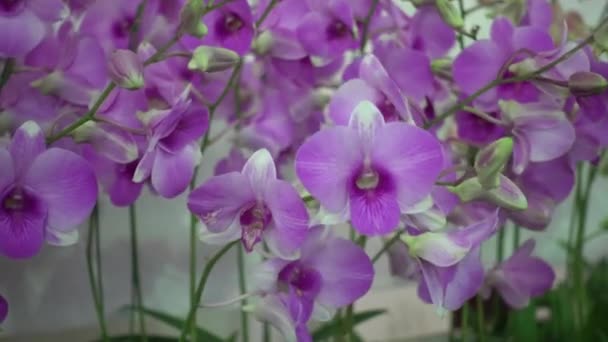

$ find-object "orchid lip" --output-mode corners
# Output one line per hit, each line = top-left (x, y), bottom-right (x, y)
(240, 202), (272, 252)
(355, 169), (380, 190)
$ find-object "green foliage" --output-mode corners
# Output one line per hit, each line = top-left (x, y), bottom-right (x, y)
(312, 309), (386, 341)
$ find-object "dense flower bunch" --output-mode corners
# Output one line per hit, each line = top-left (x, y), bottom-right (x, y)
(1, 0), (607, 340)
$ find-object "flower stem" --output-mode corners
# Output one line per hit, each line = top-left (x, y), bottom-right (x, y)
(512, 224), (520, 251)
(178, 241), (238, 342)
(457, 0), (466, 49)
(86, 206), (109, 341)
(0, 58), (15, 97)
(476, 296), (485, 342)
(237, 245), (249, 342)
(263, 322), (271, 342)
(462, 303), (469, 342)
(359, 0), (380, 53)
(371, 232), (401, 264)
(129, 204), (147, 341)
(255, 0), (279, 28)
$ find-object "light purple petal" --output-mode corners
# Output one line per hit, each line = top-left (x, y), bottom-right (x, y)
(252, 295), (298, 342)
(263, 179), (309, 259)
(512, 26), (554, 53)
(383, 48), (434, 102)
(348, 101), (385, 148)
(408, 232), (470, 267)
(108, 168), (144, 207)
(371, 123), (443, 209)
(9, 121), (45, 177)
(0, 10), (45, 57)
(27, 0), (65, 21)
(443, 248), (484, 310)
(132, 150), (155, 183)
(242, 149), (278, 199)
(409, 6), (455, 58)
(302, 229), (374, 307)
(160, 106), (209, 152)
(328, 79), (381, 126)
(349, 189), (400, 235)
(295, 127), (363, 212)
(296, 12), (330, 57)
(490, 17), (514, 51)
(0, 192), (47, 259)
(453, 40), (503, 99)
(500, 239), (555, 297)
(448, 210), (500, 249)
(0, 150), (15, 194)
(514, 114), (575, 163)
(24, 148), (98, 231)
(188, 172), (255, 233)
(151, 145), (198, 198)
(512, 132), (531, 175)
(522, 0), (553, 30)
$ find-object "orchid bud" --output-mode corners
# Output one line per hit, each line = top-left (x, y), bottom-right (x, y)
(484, 175), (528, 211)
(447, 177), (485, 202)
(188, 46), (240, 73)
(436, 0), (464, 29)
(108, 49), (144, 90)
(568, 71), (608, 97)
(448, 175), (527, 211)
(431, 58), (452, 73)
(179, 0), (208, 38)
(401, 233), (469, 267)
(475, 137), (514, 189)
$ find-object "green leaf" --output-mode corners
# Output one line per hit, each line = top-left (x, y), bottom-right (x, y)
(312, 309), (386, 340)
(121, 306), (225, 342)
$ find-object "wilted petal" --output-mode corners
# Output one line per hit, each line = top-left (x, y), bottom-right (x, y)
(24, 148), (98, 231)
(188, 172), (254, 233)
(151, 145), (199, 198)
(372, 123), (444, 209)
(242, 149), (277, 199)
(9, 121), (45, 177)
(263, 179), (309, 259)
(296, 127), (363, 212)
(302, 229), (374, 307)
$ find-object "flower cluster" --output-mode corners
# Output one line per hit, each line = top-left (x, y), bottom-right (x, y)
(1, 0), (606, 339)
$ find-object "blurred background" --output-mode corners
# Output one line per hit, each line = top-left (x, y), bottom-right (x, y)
(1, 0), (607, 341)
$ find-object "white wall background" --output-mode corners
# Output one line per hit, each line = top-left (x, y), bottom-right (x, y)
(1, 0), (607, 341)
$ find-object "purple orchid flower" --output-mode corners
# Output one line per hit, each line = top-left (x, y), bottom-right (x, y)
(408, 5), (455, 59)
(0, 0), (64, 57)
(404, 211), (499, 312)
(329, 54), (412, 125)
(182, 0), (254, 56)
(499, 100), (575, 174)
(508, 157), (574, 230)
(252, 293), (313, 342)
(251, 227), (374, 340)
(0, 294), (7, 324)
(214, 148), (247, 175)
(296, 101), (443, 235)
(188, 149), (309, 258)
(132, 88), (208, 198)
(453, 16), (555, 110)
(486, 239), (555, 308)
(0, 121), (98, 259)
(296, 0), (358, 60)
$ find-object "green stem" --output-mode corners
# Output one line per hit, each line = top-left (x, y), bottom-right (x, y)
(476, 296), (485, 342)
(0, 58), (15, 97)
(345, 305), (355, 342)
(178, 241), (238, 342)
(457, 0), (466, 50)
(359, 0), (380, 53)
(513, 224), (520, 251)
(129, 204), (147, 341)
(128, 0), (148, 50)
(237, 245), (249, 342)
(46, 83), (116, 144)
(87, 206), (108, 341)
(371, 233), (402, 264)
(255, 0), (279, 28)
(496, 227), (505, 263)
(462, 303), (469, 342)
(263, 322), (271, 342)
